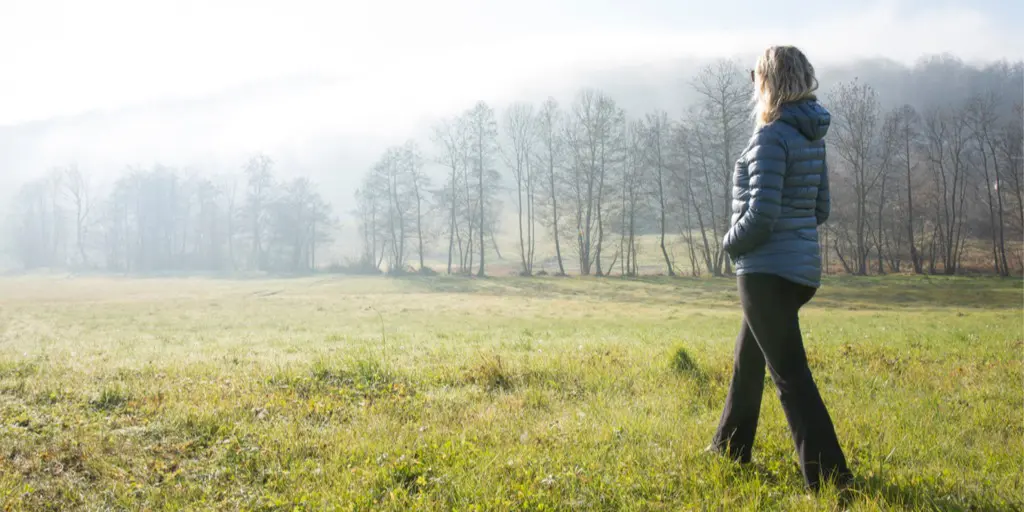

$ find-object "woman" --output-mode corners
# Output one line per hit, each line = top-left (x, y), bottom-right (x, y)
(707, 45), (853, 492)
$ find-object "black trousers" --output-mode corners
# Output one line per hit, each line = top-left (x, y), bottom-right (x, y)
(711, 273), (851, 490)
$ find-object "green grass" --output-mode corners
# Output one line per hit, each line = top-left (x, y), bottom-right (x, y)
(0, 275), (1021, 510)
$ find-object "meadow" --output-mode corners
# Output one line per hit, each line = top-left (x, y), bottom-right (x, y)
(0, 274), (1021, 511)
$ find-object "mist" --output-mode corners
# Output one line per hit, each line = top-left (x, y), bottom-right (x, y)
(1, 0), (1022, 272)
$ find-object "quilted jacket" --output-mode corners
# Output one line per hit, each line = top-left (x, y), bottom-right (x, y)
(723, 98), (831, 288)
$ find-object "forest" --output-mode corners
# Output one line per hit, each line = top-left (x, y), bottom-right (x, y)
(5, 55), (1022, 277)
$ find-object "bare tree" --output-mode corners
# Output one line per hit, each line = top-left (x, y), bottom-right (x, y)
(244, 154), (274, 271)
(923, 105), (971, 274)
(10, 177), (63, 269)
(535, 98), (568, 275)
(691, 60), (750, 275)
(266, 177), (333, 272)
(431, 116), (468, 275)
(888, 105), (925, 273)
(504, 102), (538, 275)
(999, 102), (1024, 271)
(564, 89), (619, 275)
(671, 123), (701, 277)
(829, 79), (882, 275)
(221, 173), (240, 271)
(465, 101), (500, 277)
(682, 107), (726, 276)
(399, 141), (430, 272)
(62, 165), (91, 267)
(355, 182), (386, 271)
(965, 93), (1011, 276)
(645, 111), (676, 276)
(619, 119), (649, 276)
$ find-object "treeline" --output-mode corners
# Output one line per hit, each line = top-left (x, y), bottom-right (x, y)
(5, 56), (1022, 278)
(825, 82), (1022, 276)
(358, 57), (1024, 277)
(5, 155), (335, 273)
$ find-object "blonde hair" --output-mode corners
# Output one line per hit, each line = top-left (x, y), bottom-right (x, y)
(753, 46), (819, 126)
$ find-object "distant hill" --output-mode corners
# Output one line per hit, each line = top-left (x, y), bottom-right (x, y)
(2, 53), (1019, 232)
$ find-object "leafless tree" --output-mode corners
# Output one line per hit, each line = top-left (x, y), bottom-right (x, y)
(62, 165), (90, 267)
(829, 79), (882, 275)
(431, 116), (468, 275)
(243, 154), (274, 271)
(465, 101), (501, 277)
(644, 111), (676, 276)
(503, 102), (538, 275)
(965, 93), (1011, 276)
(535, 98), (568, 275)
(691, 60), (750, 275)
(923, 105), (971, 274)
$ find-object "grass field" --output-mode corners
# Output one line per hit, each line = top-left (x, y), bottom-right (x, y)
(0, 274), (1021, 511)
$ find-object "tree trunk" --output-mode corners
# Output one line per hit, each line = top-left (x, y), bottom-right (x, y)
(876, 171), (887, 275)
(595, 143), (607, 276)
(985, 138), (1010, 276)
(655, 134), (674, 276)
(478, 156), (486, 277)
(527, 159), (536, 275)
(905, 135), (922, 274)
(517, 171), (527, 275)
(447, 166), (457, 275)
(549, 155), (566, 276)
(416, 180), (425, 272)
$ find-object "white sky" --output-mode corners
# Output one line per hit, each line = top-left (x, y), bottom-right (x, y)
(1, 0), (1021, 127)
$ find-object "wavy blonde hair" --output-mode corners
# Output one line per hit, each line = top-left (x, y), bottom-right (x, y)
(753, 45), (819, 127)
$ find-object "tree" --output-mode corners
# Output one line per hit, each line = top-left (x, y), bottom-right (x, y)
(829, 79), (882, 275)
(535, 98), (568, 276)
(965, 93), (1011, 276)
(465, 101), (500, 277)
(503, 102), (538, 275)
(923, 105), (971, 274)
(691, 60), (750, 275)
(999, 102), (1024, 272)
(682, 106), (727, 276)
(266, 177), (333, 272)
(619, 119), (649, 276)
(889, 105), (925, 274)
(380, 148), (409, 272)
(10, 177), (63, 269)
(244, 154), (274, 271)
(432, 116), (469, 275)
(564, 89), (620, 276)
(402, 141), (430, 272)
(63, 165), (90, 267)
(644, 111), (676, 276)
(355, 181), (386, 271)
(671, 123), (702, 277)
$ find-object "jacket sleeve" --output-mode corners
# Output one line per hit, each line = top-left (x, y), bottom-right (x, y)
(723, 129), (787, 258)
(816, 148), (831, 226)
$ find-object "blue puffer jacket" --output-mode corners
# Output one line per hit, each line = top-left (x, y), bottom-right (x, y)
(723, 98), (831, 288)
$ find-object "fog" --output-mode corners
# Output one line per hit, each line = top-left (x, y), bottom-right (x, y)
(1, 0), (1022, 273)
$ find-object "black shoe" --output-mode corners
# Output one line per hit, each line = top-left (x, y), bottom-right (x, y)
(703, 443), (749, 463)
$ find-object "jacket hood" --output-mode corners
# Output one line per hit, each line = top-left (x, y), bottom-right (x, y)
(777, 99), (831, 141)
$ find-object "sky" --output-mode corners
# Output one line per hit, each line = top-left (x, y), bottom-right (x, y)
(0, 0), (1021, 213)
(1, 0), (1021, 127)
(0, 0), (1020, 259)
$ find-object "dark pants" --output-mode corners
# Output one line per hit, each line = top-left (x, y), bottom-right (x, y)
(711, 273), (851, 490)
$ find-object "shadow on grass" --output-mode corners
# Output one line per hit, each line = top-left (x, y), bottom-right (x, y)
(390, 273), (1022, 311)
(814, 275), (1023, 310)
(392, 274), (739, 309)
(839, 473), (1021, 512)
(732, 463), (1018, 511)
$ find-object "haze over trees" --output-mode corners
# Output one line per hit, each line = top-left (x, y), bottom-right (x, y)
(4, 55), (1022, 277)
